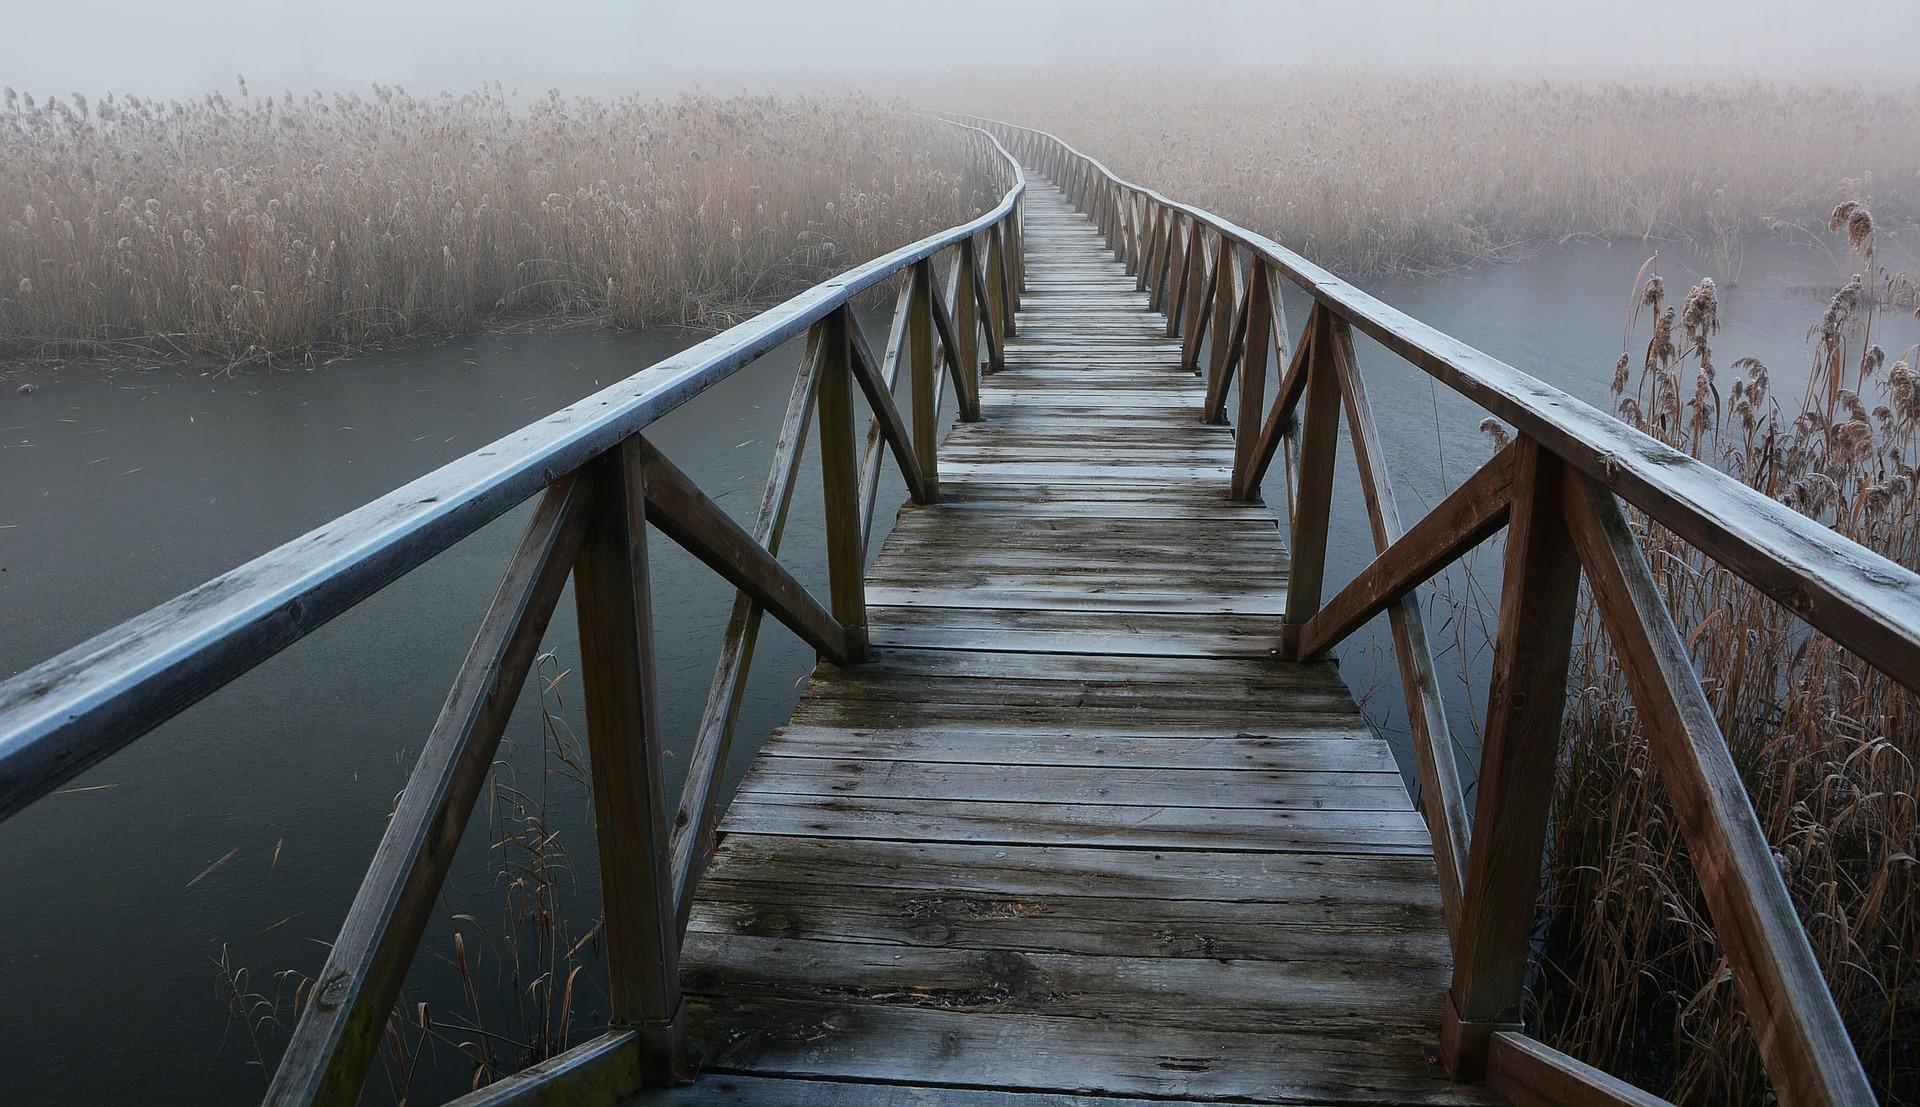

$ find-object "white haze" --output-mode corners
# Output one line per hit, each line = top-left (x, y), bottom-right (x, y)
(3, 0), (1918, 102)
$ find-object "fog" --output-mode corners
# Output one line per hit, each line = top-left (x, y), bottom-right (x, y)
(4, 0), (1918, 100)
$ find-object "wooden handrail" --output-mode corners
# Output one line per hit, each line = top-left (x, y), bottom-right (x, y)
(984, 115), (1902, 1106)
(964, 114), (1920, 694)
(0, 123), (1024, 824)
(0, 121), (1024, 1107)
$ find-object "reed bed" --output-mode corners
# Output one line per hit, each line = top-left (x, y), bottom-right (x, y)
(1, 84), (981, 363)
(956, 71), (1920, 277)
(1532, 215), (1919, 1103)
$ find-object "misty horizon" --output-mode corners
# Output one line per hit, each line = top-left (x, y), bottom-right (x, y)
(6, 0), (1920, 102)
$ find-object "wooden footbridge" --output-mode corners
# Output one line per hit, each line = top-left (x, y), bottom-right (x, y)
(2, 121), (1914, 1107)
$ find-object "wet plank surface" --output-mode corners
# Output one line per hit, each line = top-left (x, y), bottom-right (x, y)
(640, 174), (1483, 1105)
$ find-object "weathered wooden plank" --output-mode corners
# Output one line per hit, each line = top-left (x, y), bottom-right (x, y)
(628, 1074), (1226, 1107)
(665, 172), (1471, 1107)
(865, 605), (1284, 658)
(702, 833), (1439, 901)
(681, 932), (1449, 1031)
(863, 584), (1287, 615)
(737, 758), (1409, 811)
(687, 995), (1488, 1105)
(718, 794), (1432, 855)
(761, 728), (1388, 769)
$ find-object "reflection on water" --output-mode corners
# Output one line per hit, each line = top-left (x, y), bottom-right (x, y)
(2, 235), (1915, 1103)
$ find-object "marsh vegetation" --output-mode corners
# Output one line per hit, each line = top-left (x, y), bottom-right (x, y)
(8, 67), (1920, 1107)
(1535, 217), (1919, 1104)
(1, 86), (980, 362)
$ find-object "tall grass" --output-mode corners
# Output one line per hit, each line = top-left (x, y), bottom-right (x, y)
(1533, 215), (1919, 1104)
(1, 84), (981, 363)
(953, 71), (1920, 276)
(216, 653), (606, 1102)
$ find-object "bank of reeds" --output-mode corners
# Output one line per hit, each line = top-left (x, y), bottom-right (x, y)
(1532, 213), (1919, 1103)
(2, 84), (980, 363)
(956, 71), (1920, 277)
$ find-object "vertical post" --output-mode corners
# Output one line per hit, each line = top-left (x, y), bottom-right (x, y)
(1008, 199), (1025, 303)
(1151, 215), (1181, 314)
(908, 259), (941, 491)
(956, 238), (982, 407)
(817, 306), (869, 660)
(986, 225), (1010, 356)
(1178, 230), (1212, 357)
(573, 438), (686, 1085)
(1229, 261), (1278, 502)
(1277, 306), (1340, 628)
(1206, 239), (1239, 395)
(1138, 206), (1162, 293)
(1440, 437), (1581, 1081)
(996, 220), (1018, 337)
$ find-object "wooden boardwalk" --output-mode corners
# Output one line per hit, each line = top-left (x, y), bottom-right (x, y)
(653, 176), (1482, 1105)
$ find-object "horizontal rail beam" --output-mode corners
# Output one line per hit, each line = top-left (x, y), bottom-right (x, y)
(0, 125), (1022, 823)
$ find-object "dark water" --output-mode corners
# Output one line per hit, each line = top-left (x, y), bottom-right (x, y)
(2, 237), (1915, 1105)
(0, 305), (918, 1106)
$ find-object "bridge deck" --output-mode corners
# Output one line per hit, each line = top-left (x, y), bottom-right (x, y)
(645, 177), (1482, 1104)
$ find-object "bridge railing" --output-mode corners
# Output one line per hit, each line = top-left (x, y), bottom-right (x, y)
(0, 123), (1024, 1107)
(980, 117), (1918, 1107)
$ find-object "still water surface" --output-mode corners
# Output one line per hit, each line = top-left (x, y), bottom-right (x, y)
(2, 237), (1913, 1104)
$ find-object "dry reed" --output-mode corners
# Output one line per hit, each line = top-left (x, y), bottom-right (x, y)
(2, 83), (981, 363)
(1533, 214), (1918, 1104)
(216, 653), (608, 1102)
(952, 70), (1920, 277)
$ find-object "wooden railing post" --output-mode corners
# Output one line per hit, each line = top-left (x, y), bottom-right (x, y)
(1440, 436), (1582, 1082)
(1229, 261), (1279, 503)
(1205, 239), (1239, 394)
(1181, 233), (1222, 373)
(908, 260), (941, 494)
(985, 226), (1011, 354)
(953, 241), (983, 411)
(1151, 214), (1181, 314)
(1141, 207), (1164, 295)
(1175, 225), (1205, 343)
(817, 306), (870, 660)
(573, 438), (687, 1086)
(1276, 305), (1339, 639)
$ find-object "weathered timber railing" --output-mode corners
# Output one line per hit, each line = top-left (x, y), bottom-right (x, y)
(0, 123), (1024, 1107)
(978, 117), (1917, 1107)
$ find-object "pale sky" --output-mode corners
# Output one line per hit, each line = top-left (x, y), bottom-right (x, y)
(3, 0), (1918, 100)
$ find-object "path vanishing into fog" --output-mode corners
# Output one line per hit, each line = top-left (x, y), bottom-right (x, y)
(654, 170), (1483, 1106)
